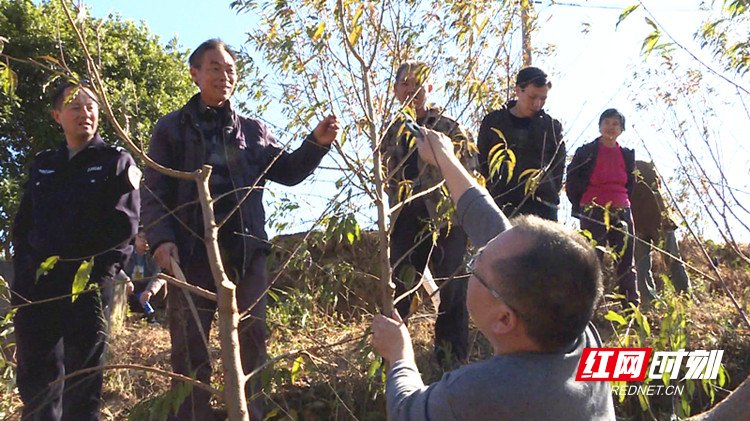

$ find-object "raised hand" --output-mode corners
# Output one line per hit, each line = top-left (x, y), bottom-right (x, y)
(312, 114), (340, 146)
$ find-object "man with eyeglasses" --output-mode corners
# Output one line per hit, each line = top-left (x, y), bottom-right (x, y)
(372, 129), (615, 420)
(477, 66), (565, 221)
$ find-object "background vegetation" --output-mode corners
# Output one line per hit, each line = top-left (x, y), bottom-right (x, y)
(0, 0), (748, 420)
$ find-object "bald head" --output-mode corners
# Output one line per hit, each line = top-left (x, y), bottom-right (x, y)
(483, 215), (602, 352)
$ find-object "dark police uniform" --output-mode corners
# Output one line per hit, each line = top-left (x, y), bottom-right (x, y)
(11, 134), (140, 420)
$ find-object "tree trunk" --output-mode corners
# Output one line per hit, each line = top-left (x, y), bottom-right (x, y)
(520, 0), (533, 67)
(109, 275), (128, 333)
(195, 165), (249, 421)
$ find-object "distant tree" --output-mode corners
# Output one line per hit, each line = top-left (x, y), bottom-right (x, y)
(697, 0), (750, 76)
(0, 0), (195, 258)
(231, 0), (532, 313)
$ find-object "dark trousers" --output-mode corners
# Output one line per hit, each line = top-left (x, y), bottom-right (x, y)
(390, 201), (469, 363)
(580, 207), (639, 306)
(168, 247), (267, 420)
(14, 262), (111, 421)
(635, 228), (691, 300)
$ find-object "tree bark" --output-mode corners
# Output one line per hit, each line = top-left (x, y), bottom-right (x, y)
(520, 0), (533, 67)
(687, 374), (750, 421)
(195, 165), (249, 421)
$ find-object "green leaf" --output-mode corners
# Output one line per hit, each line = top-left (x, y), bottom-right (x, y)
(263, 407), (281, 421)
(637, 390), (649, 411)
(0, 63), (18, 96)
(717, 364), (727, 387)
(638, 312), (651, 336)
(616, 4), (640, 29)
(604, 310), (627, 326)
(71, 258), (94, 303)
(36, 256), (60, 282)
(367, 356), (382, 379)
(290, 355), (304, 383)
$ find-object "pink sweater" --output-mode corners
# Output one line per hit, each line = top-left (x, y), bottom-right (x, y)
(580, 142), (630, 208)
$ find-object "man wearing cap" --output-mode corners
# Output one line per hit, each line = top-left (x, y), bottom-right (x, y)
(477, 67), (565, 221)
(141, 38), (338, 420)
(372, 128), (615, 421)
(11, 81), (140, 420)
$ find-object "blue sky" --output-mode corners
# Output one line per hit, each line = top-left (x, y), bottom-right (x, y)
(83, 0), (750, 241)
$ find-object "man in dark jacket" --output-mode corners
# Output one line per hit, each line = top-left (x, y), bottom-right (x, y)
(141, 39), (338, 420)
(478, 67), (565, 221)
(381, 61), (477, 367)
(12, 82), (140, 420)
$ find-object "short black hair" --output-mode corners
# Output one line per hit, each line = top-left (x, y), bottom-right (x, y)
(188, 38), (237, 69)
(394, 60), (431, 84)
(598, 108), (626, 130)
(489, 215), (602, 352)
(516, 66), (552, 89)
(51, 81), (98, 110)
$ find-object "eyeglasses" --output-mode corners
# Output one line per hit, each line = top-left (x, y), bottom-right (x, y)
(466, 254), (513, 309)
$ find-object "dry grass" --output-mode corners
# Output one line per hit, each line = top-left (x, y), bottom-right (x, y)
(1, 235), (748, 420)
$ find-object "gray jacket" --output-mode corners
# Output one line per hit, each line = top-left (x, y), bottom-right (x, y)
(386, 187), (615, 421)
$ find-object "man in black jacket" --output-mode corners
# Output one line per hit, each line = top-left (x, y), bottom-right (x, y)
(141, 39), (338, 420)
(12, 82), (140, 420)
(478, 67), (565, 221)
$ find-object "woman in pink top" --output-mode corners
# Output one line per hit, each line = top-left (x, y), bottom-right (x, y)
(566, 109), (638, 307)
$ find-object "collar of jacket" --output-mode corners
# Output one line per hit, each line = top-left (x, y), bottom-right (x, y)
(178, 93), (247, 149)
(421, 104), (445, 119)
(55, 133), (107, 155)
(503, 99), (551, 121)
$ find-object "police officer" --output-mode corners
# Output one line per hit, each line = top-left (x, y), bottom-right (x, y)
(11, 81), (140, 420)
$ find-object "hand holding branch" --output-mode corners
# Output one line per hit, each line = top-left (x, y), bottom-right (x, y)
(371, 310), (415, 365)
(313, 114), (340, 146)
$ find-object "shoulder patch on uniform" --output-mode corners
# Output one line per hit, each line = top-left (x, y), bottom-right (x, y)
(127, 165), (142, 190)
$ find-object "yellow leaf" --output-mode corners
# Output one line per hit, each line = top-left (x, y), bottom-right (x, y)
(603, 205), (611, 231)
(518, 168), (540, 180)
(311, 21), (325, 42)
(505, 149), (516, 180)
(348, 25), (362, 46)
(489, 127), (507, 145)
(348, 5), (364, 45)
